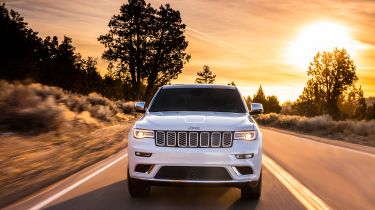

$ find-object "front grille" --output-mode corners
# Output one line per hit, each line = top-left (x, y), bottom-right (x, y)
(155, 166), (232, 181)
(155, 131), (233, 148)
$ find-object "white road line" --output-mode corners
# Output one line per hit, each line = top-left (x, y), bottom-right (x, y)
(263, 154), (331, 210)
(28, 153), (128, 210)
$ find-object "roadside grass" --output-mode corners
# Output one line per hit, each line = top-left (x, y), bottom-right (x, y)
(0, 80), (135, 135)
(255, 113), (375, 147)
(0, 81), (137, 207)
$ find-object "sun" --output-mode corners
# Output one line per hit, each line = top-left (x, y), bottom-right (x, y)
(287, 22), (357, 68)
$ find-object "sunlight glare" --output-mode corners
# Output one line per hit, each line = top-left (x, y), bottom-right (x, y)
(288, 22), (359, 69)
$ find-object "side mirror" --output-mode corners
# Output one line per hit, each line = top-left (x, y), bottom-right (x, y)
(134, 101), (146, 113)
(250, 103), (263, 115)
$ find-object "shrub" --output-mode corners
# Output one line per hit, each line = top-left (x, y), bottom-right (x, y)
(0, 82), (64, 134)
(256, 113), (375, 146)
(0, 81), (134, 134)
(116, 100), (135, 114)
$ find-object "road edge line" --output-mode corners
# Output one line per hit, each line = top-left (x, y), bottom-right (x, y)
(263, 154), (331, 210)
(28, 153), (128, 210)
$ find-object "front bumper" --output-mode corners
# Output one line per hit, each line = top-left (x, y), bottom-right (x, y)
(128, 131), (262, 185)
(131, 177), (260, 189)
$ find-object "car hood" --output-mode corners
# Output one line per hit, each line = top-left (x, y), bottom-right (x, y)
(134, 112), (255, 131)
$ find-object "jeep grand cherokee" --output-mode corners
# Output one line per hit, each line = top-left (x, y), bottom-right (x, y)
(128, 84), (263, 199)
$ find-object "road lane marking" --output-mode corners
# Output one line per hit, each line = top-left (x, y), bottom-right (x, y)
(28, 153), (128, 210)
(263, 154), (331, 210)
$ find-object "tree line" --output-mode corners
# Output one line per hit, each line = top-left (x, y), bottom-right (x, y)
(0, 0), (189, 101)
(0, 4), (125, 99)
(193, 50), (374, 120)
(1, 1), (374, 120)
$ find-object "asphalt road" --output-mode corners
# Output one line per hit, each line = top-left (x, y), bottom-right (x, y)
(6, 128), (375, 210)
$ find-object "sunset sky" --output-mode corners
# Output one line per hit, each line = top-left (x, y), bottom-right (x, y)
(5, 0), (375, 102)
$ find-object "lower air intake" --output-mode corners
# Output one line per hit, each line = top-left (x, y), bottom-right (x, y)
(155, 166), (232, 181)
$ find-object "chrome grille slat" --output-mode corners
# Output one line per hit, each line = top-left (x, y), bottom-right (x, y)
(222, 132), (232, 147)
(166, 132), (176, 146)
(200, 132), (209, 147)
(155, 131), (232, 148)
(189, 132), (199, 147)
(178, 132), (187, 147)
(211, 132), (221, 147)
(156, 131), (165, 146)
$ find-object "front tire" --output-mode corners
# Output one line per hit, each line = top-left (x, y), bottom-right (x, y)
(127, 167), (150, 197)
(241, 171), (262, 200)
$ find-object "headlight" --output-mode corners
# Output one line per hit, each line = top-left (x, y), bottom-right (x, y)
(234, 131), (257, 141)
(133, 129), (154, 139)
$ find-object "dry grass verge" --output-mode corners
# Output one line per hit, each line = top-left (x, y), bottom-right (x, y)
(255, 113), (375, 147)
(0, 123), (135, 207)
(0, 80), (135, 135)
(0, 81), (138, 207)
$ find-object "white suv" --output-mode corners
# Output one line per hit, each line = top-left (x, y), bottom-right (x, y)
(128, 84), (263, 199)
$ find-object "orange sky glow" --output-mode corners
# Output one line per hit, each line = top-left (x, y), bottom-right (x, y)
(5, 0), (375, 102)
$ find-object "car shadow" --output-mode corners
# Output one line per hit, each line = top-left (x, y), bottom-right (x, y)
(47, 179), (259, 210)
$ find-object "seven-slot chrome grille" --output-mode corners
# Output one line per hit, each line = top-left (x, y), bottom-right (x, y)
(155, 131), (233, 148)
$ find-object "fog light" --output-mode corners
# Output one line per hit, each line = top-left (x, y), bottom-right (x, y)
(135, 152), (152, 157)
(235, 153), (254, 159)
(135, 164), (154, 173)
(232, 166), (253, 175)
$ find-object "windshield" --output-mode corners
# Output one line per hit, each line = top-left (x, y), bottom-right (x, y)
(149, 88), (247, 113)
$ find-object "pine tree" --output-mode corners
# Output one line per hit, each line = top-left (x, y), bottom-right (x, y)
(195, 65), (216, 84)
